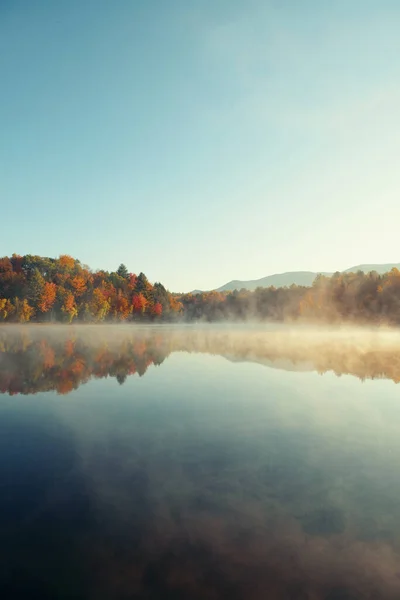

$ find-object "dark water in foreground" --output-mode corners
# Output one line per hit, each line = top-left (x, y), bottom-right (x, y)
(1, 325), (400, 599)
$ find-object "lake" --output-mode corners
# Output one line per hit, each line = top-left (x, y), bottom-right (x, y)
(1, 324), (400, 599)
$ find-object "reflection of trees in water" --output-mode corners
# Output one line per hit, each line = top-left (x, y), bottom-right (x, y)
(2, 326), (400, 598)
(1, 326), (400, 395)
(0, 326), (170, 395)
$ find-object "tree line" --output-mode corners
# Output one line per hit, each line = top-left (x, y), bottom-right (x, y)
(0, 254), (182, 322)
(1, 254), (400, 324)
(178, 268), (400, 325)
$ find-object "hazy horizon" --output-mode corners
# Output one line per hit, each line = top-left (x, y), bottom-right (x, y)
(2, 1), (400, 291)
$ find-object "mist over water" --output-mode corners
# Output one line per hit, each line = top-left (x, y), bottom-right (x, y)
(2, 324), (400, 392)
(1, 324), (400, 599)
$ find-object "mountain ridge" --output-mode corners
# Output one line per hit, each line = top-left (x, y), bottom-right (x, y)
(191, 263), (400, 294)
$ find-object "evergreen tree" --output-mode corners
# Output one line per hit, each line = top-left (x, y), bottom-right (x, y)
(116, 264), (129, 279)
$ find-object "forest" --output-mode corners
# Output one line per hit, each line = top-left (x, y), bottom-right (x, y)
(1, 254), (400, 325)
(180, 268), (400, 325)
(0, 254), (181, 322)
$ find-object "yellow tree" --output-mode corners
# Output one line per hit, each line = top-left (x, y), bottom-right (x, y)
(58, 255), (75, 271)
(169, 295), (183, 314)
(0, 298), (15, 321)
(15, 298), (34, 323)
(90, 288), (110, 321)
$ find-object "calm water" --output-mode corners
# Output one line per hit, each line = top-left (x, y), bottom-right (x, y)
(1, 325), (400, 599)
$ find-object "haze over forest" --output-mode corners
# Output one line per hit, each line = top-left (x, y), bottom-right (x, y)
(195, 263), (400, 293)
(2, 254), (400, 326)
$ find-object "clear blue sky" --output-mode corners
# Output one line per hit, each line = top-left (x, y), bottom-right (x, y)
(1, 0), (400, 292)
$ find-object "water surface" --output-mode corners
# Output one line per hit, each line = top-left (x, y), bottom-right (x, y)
(1, 325), (400, 599)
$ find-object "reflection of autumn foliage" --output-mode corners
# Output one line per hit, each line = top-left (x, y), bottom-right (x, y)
(0, 327), (170, 395)
(65, 338), (75, 357)
(39, 339), (55, 369)
(2, 326), (400, 396)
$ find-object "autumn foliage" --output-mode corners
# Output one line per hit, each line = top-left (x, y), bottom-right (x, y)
(2, 254), (400, 325)
(38, 282), (57, 313)
(0, 254), (176, 323)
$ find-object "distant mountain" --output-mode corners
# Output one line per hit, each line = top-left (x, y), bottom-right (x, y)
(215, 271), (331, 292)
(343, 263), (400, 274)
(191, 263), (400, 294)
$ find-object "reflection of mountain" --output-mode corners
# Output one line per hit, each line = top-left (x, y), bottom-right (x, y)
(224, 354), (316, 373)
(1, 325), (400, 395)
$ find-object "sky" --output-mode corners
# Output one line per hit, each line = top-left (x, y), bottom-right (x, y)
(1, 0), (400, 292)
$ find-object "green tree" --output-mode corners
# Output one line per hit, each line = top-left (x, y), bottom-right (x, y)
(116, 263), (129, 279)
